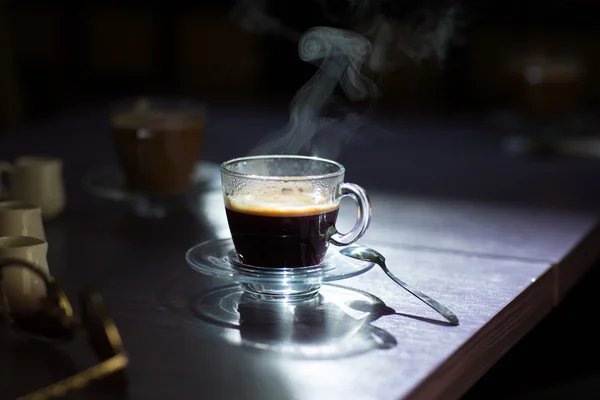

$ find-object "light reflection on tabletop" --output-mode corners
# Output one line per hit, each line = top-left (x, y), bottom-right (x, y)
(197, 284), (398, 359)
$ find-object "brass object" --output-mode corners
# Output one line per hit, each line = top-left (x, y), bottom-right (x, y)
(0, 258), (128, 399)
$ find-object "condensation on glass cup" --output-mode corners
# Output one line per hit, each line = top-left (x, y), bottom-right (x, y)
(220, 155), (371, 268)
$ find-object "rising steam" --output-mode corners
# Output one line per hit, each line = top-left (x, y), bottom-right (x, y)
(249, 27), (374, 157)
(234, 0), (464, 159)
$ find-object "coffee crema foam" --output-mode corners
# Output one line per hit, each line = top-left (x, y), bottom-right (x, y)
(226, 192), (338, 217)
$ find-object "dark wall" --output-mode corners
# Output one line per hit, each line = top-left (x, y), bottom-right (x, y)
(1, 0), (600, 126)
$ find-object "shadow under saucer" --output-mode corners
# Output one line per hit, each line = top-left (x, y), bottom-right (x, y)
(189, 283), (397, 359)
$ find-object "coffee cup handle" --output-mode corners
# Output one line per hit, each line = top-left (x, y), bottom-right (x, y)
(328, 182), (372, 246)
(0, 162), (13, 199)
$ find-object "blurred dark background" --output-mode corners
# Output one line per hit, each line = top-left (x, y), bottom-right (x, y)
(1, 0), (600, 128)
(2, 2), (600, 399)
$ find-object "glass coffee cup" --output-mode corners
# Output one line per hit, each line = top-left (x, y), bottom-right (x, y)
(221, 155), (371, 268)
(109, 97), (206, 196)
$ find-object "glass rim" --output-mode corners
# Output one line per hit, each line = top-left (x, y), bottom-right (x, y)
(0, 235), (46, 247)
(0, 200), (40, 211)
(220, 155), (345, 181)
(108, 96), (207, 115)
(15, 156), (62, 166)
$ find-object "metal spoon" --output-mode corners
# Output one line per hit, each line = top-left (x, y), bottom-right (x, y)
(340, 246), (459, 326)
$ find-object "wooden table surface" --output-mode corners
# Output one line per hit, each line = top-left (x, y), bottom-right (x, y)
(1, 103), (599, 400)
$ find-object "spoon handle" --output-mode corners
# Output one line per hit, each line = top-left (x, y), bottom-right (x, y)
(379, 262), (459, 325)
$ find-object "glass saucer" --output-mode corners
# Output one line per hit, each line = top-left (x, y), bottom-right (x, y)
(185, 238), (375, 302)
(83, 161), (221, 218)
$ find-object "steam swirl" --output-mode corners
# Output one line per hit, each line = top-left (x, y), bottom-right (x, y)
(299, 27), (374, 100)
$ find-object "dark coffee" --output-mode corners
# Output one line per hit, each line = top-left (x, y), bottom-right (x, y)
(110, 103), (204, 195)
(225, 193), (339, 268)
